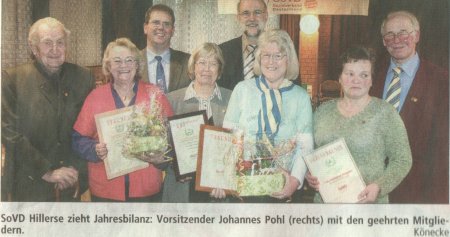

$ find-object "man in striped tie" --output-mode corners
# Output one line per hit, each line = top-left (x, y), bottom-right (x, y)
(218, 0), (268, 90)
(370, 10), (449, 204)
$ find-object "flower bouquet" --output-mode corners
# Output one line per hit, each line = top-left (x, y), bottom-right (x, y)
(122, 95), (171, 164)
(235, 134), (297, 196)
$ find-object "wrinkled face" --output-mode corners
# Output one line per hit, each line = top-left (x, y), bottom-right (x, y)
(238, 0), (268, 39)
(109, 46), (137, 84)
(382, 15), (419, 64)
(260, 42), (288, 88)
(194, 56), (219, 87)
(339, 60), (372, 100)
(31, 24), (66, 73)
(144, 10), (174, 50)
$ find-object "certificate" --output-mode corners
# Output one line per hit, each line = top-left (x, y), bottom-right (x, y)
(303, 138), (366, 203)
(95, 106), (149, 180)
(195, 125), (239, 194)
(168, 110), (207, 181)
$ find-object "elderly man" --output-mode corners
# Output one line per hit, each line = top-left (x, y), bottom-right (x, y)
(218, 0), (268, 90)
(370, 11), (449, 204)
(141, 4), (190, 93)
(1, 17), (95, 201)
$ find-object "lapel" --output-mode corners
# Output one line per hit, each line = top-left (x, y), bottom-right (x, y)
(140, 49), (150, 83)
(229, 37), (244, 76)
(400, 61), (426, 116)
(169, 48), (182, 92)
(36, 65), (62, 112)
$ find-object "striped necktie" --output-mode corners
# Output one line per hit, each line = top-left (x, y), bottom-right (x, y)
(155, 56), (167, 93)
(385, 67), (402, 111)
(243, 45), (256, 80)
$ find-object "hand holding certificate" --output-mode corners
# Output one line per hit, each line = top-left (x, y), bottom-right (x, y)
(95, 101), (171, 179)
(303, 138), (366, 203)
(95, 106), (149, 179)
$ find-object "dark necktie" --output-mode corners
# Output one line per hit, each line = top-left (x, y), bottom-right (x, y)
(155, 56), (167, 93)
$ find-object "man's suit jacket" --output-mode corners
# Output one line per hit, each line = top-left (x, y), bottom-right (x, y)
(370, 57), (449, 204)
(218, 36), (244, 90)
(1, 62), (95, 201)
(218, 36), (302, 90)
(140, 48), (191, 93)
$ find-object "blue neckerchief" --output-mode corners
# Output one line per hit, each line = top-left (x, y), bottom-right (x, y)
(255, 75), (294, 143)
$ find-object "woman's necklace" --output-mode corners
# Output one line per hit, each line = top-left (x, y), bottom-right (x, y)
(114, 82), (135, 105)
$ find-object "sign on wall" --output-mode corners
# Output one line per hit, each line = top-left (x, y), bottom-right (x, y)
(218, 0), (369, 16)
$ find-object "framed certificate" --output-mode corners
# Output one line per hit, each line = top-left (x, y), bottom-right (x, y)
(303, 138), (366, 203)
(168, 110), (207, 181)
(95, 106), (149, 180)
(195, 125), (239, 194)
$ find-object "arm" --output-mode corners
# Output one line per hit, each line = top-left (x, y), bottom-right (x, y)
(374, 108), (412, 198)
(155, 90), (174, 117)
(222, 83), (244, 129)
(426, 72), (449, 203)
(273, 91), (314, 198)
(72, 131), (102, 162)
(210, 84), (245, 198)
(289, 92), (314, 188)
(1, 70), (53, 179)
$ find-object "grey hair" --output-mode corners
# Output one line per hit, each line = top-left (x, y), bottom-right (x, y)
(28, 17), (70, 48)
(381, 10), (420, 35)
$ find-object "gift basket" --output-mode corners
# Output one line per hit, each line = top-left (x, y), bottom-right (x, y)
(233, 132), (297, 196)
(122, 95), (171, 164)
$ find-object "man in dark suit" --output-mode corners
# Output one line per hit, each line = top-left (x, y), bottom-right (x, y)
(141, 4), (190, 93)
(370, 11), (449, 204)
(218, 0), (268, 90)
(1, 17), (95, 201)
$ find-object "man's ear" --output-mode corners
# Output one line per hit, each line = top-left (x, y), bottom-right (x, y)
(29, 43), (39, 57)
(413, 30), (420, 44)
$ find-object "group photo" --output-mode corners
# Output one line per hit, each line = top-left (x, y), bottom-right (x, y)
(1, 0), (448, 206)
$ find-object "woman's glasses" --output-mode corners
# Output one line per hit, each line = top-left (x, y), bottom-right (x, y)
(111, 57), (136, 67)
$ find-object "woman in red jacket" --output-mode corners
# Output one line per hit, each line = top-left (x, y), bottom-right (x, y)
(72, 38), (173, 202)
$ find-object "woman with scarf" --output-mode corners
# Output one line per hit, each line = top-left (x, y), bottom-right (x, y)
(212, 29), (313, 202)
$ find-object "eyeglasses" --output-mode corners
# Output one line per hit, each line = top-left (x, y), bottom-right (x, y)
(261, 53), (286, 63)
(383, 30), (414, 44)
(239, 10), (265, 18)
(40, 39), (66, 49)
(196, 60), (219, 69)
(111, 57), (136, 67)
(149, 20), (173, 28)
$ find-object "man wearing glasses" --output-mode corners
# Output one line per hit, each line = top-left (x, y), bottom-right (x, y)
(141, 4), (190, 93)
(370, 10), (449, 204)
(218, 0), (268, 90)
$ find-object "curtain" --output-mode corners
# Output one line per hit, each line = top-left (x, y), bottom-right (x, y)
(153, 0), (279, 54)
(102, 0), (153, 52)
